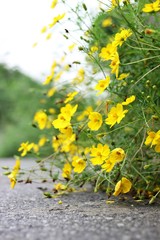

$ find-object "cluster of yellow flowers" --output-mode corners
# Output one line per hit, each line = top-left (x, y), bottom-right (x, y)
(7, 1), (160, 203)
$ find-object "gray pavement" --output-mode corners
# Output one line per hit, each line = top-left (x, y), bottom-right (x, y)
(0, 159), (160, 240)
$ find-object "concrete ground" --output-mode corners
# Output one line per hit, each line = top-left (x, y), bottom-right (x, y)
(0, 159), (160, 240)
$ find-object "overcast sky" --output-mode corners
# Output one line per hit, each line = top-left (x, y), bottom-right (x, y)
(0, 0), (100, 82)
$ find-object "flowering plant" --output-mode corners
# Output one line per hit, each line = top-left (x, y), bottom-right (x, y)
(5, 0), (160, 203)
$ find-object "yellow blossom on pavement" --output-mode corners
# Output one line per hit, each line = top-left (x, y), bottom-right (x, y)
(142, 1), (160, 13)
(8, 158), (21, 189)
(18, 142), (33, 157)
(90, 143), (110, 165)
(34, 111), (48, 130)
(62, 162), (72, 179)
(64, 91), (78, 104)
(113, 177), (132, 196)
(105, 103), (128, 127)
(54, 183), (66, 191)
(88, 112), (103, 131)
(122, 95), (136, 105)
(94, 76), (110, 95)
(72, 156), (86, 173)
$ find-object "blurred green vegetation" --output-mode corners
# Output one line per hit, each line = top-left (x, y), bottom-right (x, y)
(0, 64), (43, 157)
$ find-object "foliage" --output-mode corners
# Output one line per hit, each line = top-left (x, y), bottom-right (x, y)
(4, 0), (160, 203)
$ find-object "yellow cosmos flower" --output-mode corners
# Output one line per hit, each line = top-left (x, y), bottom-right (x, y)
(54, 183), (66, 191)
(52, 113), (71, 129)
(99, 43), (117, 61)
(109, 148), (125, 163)
(18, 142), (33, 157)
(33, 111), (48, 130)
(61, 104), (78, 117)
(90, 143), (110, 165)
(145, 130), (160, 152)
(41, 26), (47, 33)
(46, 33), (52, 40)
(102, 159), (115, 172)
(113, 177), (132, 196)
(43, 74), (53, 85)
(77, 106), (93, 121)
(47, 87), (56, 97)
(38, 136), (47, 147)
(90, 46), (98, 53)
(68, 43), (76, 52)
(49, 13), (66, 28)
(64, 91), (78, 104)
(114, 29), (132, 47)
(142, 1), (160, 13)
(110, 52), (120, 78)
(117, 73), (129, 80)
(72, 156), (86, 173)
(50, 0), (58, 9)
(88, 112), (103, 131)
(105, 103), (128, 127)
(8, 159), (21, 189)
(73, 68), (85, 84)
(122, 95), (136, 105)
(62, 162), (72, 179)
(102, 18), (112, 27)
(94, 76), (110, 95)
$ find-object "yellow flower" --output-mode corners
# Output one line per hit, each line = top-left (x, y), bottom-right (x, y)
(108, 148), (125, 163)
(18, 142), (33, 157)
(72, 156), (86, 173)
(122, 95), (136, 105)
(99, 43), (117, 61)
(32, 143), (39, 153)
(102, 18), (112, 27)
(113, 177), (132, 196)
(94, 76), (110, 95)
(41, 26), (47, 33)
(73, 68), (85, 84)
(62, 162), (72, 179)
(110, 52), (120, 78)
(52, 113), (71, 129)
(68, 43), (76, 52)
(145, 130), (160, 150)
(60, 104), (78, 117)
(8, 159), (21, 189)
(43, 74), (53, 85)
(50, 0), (58, 9)
(90, 143), (110, 165)
(47, 87), (56, 97)
(90, 46), (98, 54)
(102, 159), (115, 172)
(142, 1), (160, 13)
(88, 112), (103, 131)
(49, 13), (66, 28)
(117, 73), (129, 80)
(64, 91), (78, 104)
(33, 111), (48, 130)
(46, 33), (52, 40)
(54, 183), (66, 191)
(114, 29), (132, 47)
(38, 136), (47, 147)
(105, 103), (128, 127)
(77, 106), (93, 121)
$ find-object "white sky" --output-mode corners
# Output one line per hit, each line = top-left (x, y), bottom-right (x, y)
(0, 0), (100, 82)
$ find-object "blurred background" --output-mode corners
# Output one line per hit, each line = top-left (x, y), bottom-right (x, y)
(0, 0), (100, 157)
